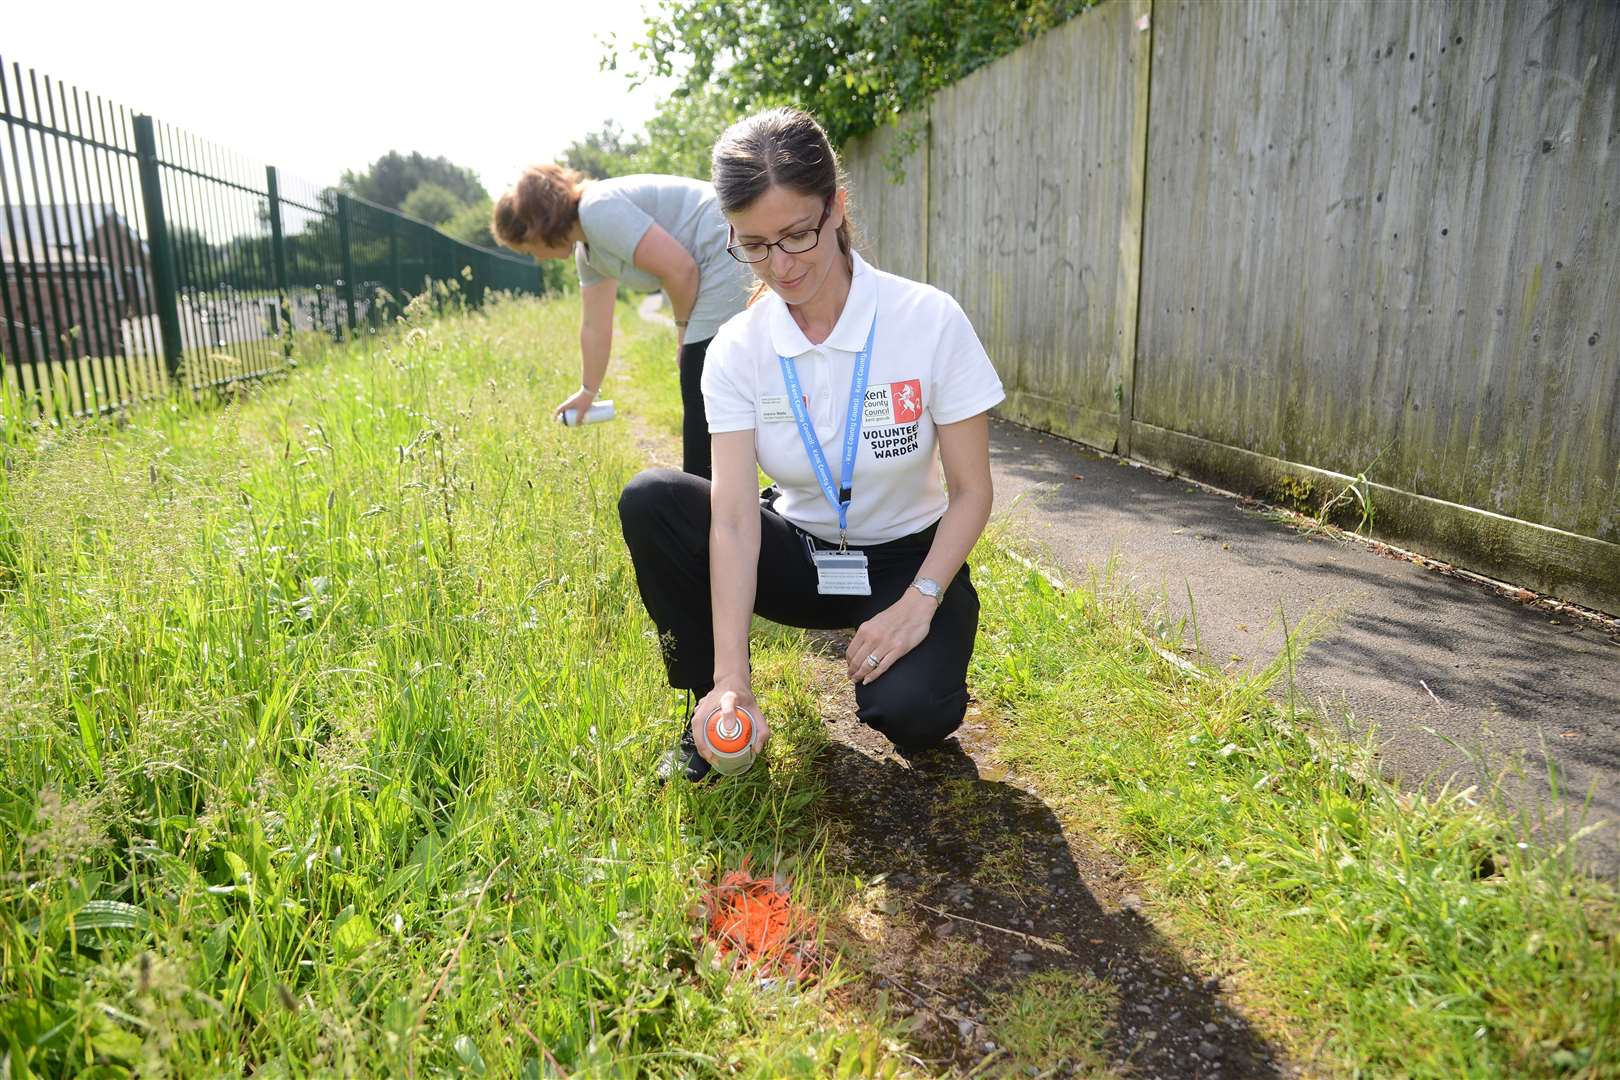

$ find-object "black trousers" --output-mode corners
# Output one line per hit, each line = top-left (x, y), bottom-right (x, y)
(678, 337), (712, 480)
(618, 467), (980, 749)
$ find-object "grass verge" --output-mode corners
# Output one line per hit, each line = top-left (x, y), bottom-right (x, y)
(0, 294), (906, 1077)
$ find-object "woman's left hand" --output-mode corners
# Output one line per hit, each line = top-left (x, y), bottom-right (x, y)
(846, 590), (935, 684)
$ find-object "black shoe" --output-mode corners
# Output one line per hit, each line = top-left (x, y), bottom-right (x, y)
(656, 720), (712, 785)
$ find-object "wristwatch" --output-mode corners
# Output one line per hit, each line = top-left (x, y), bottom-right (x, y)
(909, 577), (945, 606)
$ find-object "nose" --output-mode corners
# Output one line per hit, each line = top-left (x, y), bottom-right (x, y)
(768, 245), (798, 281)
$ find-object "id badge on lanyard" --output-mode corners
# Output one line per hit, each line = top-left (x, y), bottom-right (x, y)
(810, 548), (870, 595)
(778, 312), (878, 596)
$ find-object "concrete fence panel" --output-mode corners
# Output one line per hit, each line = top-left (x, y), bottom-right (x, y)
(840, 0), (1619, 611)
(844, 120), (929, 282)
(1134, 0), (1619, 608)
(928, 0), (1150, 451)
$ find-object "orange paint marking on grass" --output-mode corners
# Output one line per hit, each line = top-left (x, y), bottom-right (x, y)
(699, 859), (820, 982)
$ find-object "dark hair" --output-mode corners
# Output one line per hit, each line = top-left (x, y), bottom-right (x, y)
(491, 163), (586, 251)
(711, 108), (858, 295)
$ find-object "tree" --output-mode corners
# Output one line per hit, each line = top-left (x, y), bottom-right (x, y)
(631, 88), (739, 180)
(442, 198), (496, 249)
(282, 187), (342, 288)
(621, 0), (1098, 148)
(400, 182), (465, 226)
(167, 224), (217, 286)
(341, 151), (487, 210)
(564, 90), (738, 182)
(561, 121), (647, 180)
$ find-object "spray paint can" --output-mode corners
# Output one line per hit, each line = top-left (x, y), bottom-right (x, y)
(559, 399), (616, 426)
(699, 702), (758, 776)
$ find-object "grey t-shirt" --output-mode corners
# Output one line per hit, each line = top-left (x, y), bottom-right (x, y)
(574, 174), (750, 343)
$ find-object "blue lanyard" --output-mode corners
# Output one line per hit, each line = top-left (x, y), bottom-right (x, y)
(777, 315), (878, 549)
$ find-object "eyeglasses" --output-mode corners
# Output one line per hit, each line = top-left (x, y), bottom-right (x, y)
(726, 200), (831, 264)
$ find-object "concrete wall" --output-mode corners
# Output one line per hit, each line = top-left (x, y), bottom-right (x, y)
(841, 0), (1620, 613)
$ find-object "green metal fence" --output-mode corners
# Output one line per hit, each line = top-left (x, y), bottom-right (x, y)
(0, 56), (543, 423)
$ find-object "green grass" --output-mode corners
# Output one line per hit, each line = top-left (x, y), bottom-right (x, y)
(3, 289), (1615, 1078)
(0, 294), (906, 1077)
(1, 328), (341, 427)
(2, 347), (169, 422)
(982, 970), (1119, 1078)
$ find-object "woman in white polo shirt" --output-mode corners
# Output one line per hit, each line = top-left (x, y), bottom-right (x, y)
(617, 107), (1004, 782)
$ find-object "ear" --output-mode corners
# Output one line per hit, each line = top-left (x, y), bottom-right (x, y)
(833, 187), (849, 227)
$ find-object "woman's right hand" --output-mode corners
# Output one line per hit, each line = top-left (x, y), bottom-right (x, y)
(554, 386), (596, 425)
(692, 682), (769, 764)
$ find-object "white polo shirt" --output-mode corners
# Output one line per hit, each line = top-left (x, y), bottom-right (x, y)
(702, 252), (1004, 547)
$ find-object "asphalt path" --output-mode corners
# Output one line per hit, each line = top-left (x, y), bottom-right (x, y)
(987, 420), (1620, 876)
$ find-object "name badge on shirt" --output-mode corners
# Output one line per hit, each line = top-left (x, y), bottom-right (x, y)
(811, 549), (871, 595)
(759, 394), (794, 423)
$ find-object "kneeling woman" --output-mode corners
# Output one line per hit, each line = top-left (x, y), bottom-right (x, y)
(618, 108), (1004, 781)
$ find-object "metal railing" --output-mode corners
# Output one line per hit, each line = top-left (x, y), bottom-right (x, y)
(0, 56), (543, 423)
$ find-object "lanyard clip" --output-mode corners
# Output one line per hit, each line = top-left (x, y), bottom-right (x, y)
(838, 529), (849, 553)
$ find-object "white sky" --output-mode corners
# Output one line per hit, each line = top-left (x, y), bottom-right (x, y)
(3, 0), (673, 198)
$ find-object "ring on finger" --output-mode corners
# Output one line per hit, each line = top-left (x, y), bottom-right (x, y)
(865, 653), (882, 668)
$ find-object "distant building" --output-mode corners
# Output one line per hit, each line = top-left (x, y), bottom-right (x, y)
(1, 204), (150, 362)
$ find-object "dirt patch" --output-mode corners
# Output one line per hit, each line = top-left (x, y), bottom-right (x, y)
(804, 633), (1286, 1078)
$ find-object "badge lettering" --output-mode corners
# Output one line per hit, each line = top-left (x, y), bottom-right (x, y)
(866, 424), (921, 460)
(862, 385), (891, 426)
(812, 549), (871, 595)
(759, 394), (793, 423)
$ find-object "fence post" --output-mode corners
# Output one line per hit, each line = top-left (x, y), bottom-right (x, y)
(265, 165), (292, 360)
(388, 214), (401, 317)
(921, 102), (932, 286)
(1114, 0), (1153, 459)
(132, 115), (183, 381)
(336, 193), (357, 336)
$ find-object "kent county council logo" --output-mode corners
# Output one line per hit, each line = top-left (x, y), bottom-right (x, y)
(891, 380), (922, 423)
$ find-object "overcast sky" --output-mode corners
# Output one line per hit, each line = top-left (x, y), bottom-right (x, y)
(4, 0), (673, 198)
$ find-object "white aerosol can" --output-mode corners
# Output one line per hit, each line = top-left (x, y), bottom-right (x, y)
(698, 702), (759, 776)
(559, 400), (616, 426)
